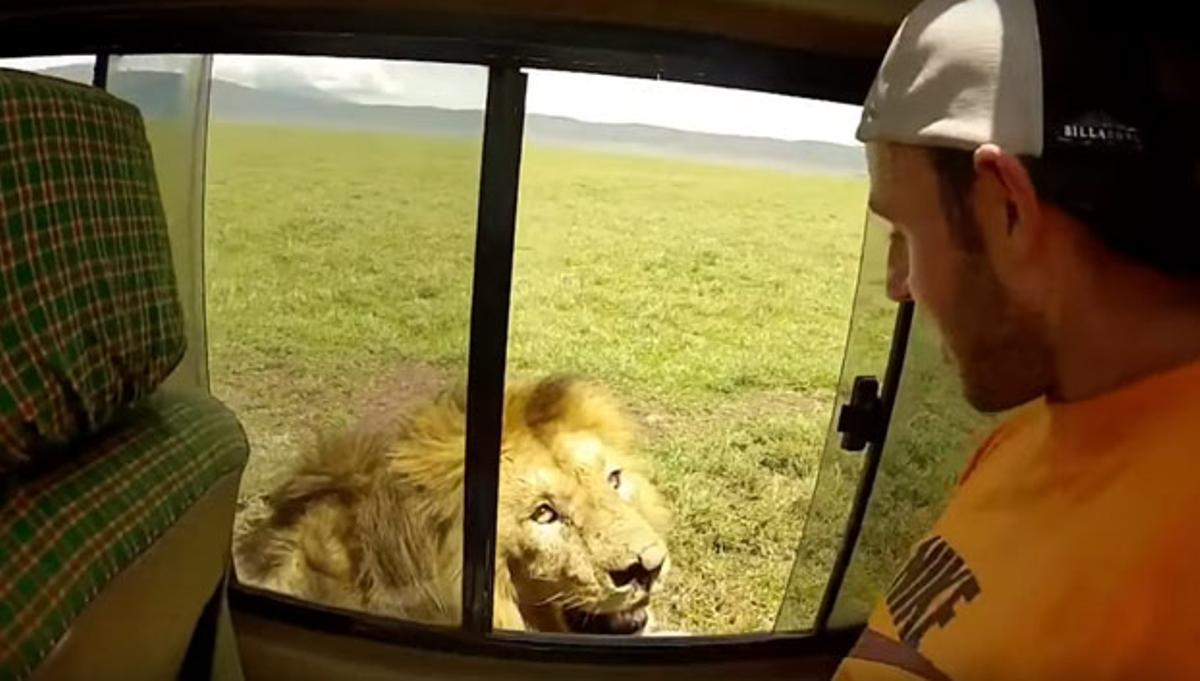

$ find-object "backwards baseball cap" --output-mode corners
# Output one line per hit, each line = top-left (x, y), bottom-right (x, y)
(856, 0), (1188, 162)
(856, 0), (1200, 276)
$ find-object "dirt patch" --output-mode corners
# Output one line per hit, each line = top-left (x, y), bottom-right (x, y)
(232, 360), (451, 498)
(350, 361), (450, 436)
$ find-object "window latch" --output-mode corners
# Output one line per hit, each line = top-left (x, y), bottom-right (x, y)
(837, 376), (883, 452)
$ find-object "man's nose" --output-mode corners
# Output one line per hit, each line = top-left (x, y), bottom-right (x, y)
(886, 235), (912, 303)
(887, 270), (912, 303)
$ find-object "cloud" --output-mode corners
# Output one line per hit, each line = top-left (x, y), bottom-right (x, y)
(526, 69), (862, 145)
(215, 55), (487, 109)
(0, 54), (862, 144)
(215, 55), (860, 145)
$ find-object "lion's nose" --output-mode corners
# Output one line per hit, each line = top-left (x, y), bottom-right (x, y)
(610, 545), (666, 590)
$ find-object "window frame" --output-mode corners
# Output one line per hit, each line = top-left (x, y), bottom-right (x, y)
(462, 63), (525, 634)
(812, 301), (915, 633)
(7, 5), (917, 661)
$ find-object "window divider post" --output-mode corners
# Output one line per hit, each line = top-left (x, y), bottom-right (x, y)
(461, 64), (528, 635)
(92, 52), (110, 89)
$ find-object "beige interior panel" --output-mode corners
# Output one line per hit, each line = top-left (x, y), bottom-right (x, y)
(233, 611), (841, 681)
(33, 472), (241, 681)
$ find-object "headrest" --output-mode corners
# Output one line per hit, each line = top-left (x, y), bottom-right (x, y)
(0, 69), (185, 471)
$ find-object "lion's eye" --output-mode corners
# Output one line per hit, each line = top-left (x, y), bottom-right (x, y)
(531, 503), (559, 524)
(607, 469), (622, 489)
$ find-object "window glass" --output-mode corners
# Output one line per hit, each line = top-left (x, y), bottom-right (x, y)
(107, 55), (214, 391)
(777, 211), (1000, 632)
(826, 309), (999, 628)
(502, 70), (868, 635)
(208, 56), (487, 626)
(774, 211), (898, 631)
(0, 55), (94, 83)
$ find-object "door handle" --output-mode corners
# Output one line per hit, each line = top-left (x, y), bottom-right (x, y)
(837, 376), (883, 452)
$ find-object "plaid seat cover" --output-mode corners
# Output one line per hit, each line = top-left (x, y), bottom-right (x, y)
(0, 390), (247, 681)
(0, 68), (185, 470)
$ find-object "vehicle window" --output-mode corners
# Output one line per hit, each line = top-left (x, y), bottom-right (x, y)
(206, 55), (487, 626)
(824, 309), (998, 628)
(106, 55), (214, 392)
(203, 53), (945, 640)
(774, 211), (899, 631)
(777, 210), (999, 632)
(503, 69), (869, 635)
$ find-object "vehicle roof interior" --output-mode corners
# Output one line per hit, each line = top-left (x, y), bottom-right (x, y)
(2, 0), (917, 58)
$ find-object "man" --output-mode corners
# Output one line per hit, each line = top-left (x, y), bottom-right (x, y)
(834, 0), (1200, 679)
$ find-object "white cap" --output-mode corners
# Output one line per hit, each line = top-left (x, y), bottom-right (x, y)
(857, 0), (1158, 159)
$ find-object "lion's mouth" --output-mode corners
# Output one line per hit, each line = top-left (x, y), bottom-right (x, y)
(562, 605), (648, 635)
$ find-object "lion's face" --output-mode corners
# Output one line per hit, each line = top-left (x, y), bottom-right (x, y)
(496, 378), (671, 635)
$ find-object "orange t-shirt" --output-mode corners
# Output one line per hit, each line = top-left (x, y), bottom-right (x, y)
(834, 359), (1200, 681)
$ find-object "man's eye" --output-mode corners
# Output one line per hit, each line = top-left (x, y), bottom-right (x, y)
(531, 503), (559, 524)
(607, 469), (622, 489)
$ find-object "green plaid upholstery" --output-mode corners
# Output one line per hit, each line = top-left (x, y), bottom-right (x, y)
(0, 391), (247, 681)
(0, 68), (185, 470)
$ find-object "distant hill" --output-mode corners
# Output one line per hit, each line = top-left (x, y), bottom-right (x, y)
(36, 64), (865, 176)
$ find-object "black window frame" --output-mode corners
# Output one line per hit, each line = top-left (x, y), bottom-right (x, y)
(5, 6), (917, 664)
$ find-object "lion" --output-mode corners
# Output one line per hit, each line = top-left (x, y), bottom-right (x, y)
(235, 375), (673, 635)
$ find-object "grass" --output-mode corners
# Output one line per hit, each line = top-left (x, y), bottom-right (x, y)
(207, 122), (987, 635)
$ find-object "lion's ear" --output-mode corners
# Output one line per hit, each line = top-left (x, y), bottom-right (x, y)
(523, 374), (584, 430)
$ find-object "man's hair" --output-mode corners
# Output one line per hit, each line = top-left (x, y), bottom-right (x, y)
(927, 148), (983, 251)
(927, 146), (1199, 278)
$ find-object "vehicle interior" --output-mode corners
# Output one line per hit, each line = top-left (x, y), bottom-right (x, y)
(0, 1), (1024, 679)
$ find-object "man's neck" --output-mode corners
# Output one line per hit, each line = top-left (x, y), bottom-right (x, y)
(1051, 266), (1200, 403)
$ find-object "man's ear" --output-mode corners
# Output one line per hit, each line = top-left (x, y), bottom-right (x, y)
(972, 144), (1043, 255)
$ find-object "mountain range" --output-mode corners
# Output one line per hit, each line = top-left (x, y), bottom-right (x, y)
(37, 64), (865, 176)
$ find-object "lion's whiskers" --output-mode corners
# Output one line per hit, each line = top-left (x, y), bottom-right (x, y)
(533, 590), (569, 606)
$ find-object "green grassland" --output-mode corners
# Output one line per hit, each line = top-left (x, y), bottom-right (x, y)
(206, 123), (984, 635)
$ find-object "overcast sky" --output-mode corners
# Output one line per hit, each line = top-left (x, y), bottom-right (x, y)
(2, 54), (862, 145)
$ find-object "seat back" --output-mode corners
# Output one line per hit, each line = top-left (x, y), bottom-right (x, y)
(0, 68), (248, 681)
